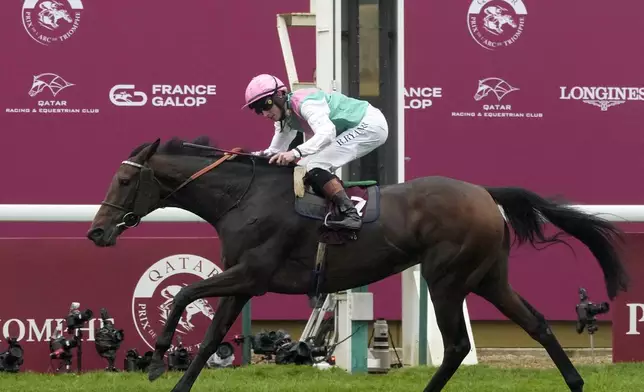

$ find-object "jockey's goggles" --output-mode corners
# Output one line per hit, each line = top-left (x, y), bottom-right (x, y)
(249, 96), (275, 114)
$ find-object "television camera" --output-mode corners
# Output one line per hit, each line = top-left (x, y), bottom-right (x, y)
(94, 308), (125, 371)
(0, 337), (24, 373)
(49, 302), (93, 373)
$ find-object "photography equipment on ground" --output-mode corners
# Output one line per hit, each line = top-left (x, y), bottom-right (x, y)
(66, 302), (94, 333)
(206, 342), (236, 368)
(0, 337), (24, 373)
(49, 326), (77, 373)
(246, 329), (293, 362)
(124, 349), (153, 372)
(575, 287), (610, 361)
(233, 329), (328, 366)
(49, 302), (93, 373)
(252, 330), (291, 357)
(168, 336), (193, 371)
(94, 307), (125, 372)
(275, 340), (326, 366)
(66, 302), (93, 373)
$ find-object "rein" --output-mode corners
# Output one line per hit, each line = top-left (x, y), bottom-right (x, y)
(182, 142), (270, 159)
(101, 146), (252, 228)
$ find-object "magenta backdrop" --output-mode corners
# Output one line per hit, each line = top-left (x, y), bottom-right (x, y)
(402, 0), (644, 322)
(0, 237), (241, 372)
(1, 0), (644, 344)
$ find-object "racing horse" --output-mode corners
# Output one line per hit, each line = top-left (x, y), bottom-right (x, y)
(86, 136), (629, 392)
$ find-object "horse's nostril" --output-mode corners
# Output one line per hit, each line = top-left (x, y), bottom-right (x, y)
(87, 228), (104, 241)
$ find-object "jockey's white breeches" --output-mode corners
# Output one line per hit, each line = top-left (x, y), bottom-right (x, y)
(297, 104), (389, 173)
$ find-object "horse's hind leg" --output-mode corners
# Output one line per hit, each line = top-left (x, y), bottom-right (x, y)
(474, 264), (584, 392)
(419, 243), (490, 392)
(168, 295), (250, 392)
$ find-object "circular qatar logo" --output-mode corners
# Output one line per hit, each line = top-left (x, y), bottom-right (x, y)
(22, 0), (84, 46)
(467, 0), (527, 50)
(132, 254), (223, 351)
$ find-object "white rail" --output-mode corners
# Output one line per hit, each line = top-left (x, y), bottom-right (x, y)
(0, 205), (642, 222)
(0, 205), (204, 222)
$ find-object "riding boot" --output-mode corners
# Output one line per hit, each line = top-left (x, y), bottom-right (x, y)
(321, 177), (362, 231)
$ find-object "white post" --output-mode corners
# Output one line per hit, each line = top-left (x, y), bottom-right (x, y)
(401, 266), (419, 365)
(314, 0), (333, 93)
(397, 0), (419, 365)
(397, 0), (477, 367)
(276, 14), (298, 89)
(402, 266), (479, 366)
(314, 0), (373, 373)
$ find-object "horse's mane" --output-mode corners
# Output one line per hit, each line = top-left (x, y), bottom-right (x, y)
(128, 136), (286, 168)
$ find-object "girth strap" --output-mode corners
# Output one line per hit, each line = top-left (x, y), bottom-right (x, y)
(308, 241), (327, 306)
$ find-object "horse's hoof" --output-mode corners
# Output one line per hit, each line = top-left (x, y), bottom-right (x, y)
(147, 357), (166, 382)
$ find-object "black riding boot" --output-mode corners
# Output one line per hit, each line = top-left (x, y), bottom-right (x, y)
(307, 168), (362, 231)
(326, 186), (362, 231)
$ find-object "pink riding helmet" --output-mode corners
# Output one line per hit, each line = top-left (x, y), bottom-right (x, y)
(242, 74), (288, 109)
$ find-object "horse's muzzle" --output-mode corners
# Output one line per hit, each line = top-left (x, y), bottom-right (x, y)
(86, 226), (119, 247)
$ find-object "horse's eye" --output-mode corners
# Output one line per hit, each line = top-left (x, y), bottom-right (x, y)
(119, 178), (130, 186)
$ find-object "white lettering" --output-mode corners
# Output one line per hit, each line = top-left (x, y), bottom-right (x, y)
(152, 96), (207, 107)
(404, 87), (442, 98)
(0, 318), (108, 342)
(626, 303), (644, 335)
(38, 100), (67, 107)
(351, 196), (366, 217)
(27, 319), (58, 342)
(405, 99), (432, 109)
(151, 85), (217, 95)
(560, 86), (644, 101)
(483, 104), (511, 111)
(2, 319), (25, 341)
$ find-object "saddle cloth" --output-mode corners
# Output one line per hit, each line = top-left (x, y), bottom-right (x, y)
(292, 167), (380, 224)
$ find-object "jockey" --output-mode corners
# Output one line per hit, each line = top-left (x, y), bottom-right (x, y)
(242, 73), (389, 231)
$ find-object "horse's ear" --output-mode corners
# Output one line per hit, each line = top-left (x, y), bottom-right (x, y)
(143, 138), (161, 161)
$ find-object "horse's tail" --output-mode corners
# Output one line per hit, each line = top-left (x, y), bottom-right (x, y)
(484, 186), (629, 300)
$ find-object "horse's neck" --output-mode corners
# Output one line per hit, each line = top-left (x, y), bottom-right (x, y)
(154, 155), (293, 225)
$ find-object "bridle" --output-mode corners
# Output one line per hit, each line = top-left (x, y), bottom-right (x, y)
(100, 146), (255, 229)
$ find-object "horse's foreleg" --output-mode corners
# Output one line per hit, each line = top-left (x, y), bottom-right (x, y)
(148, 263), (262, 382)
(170, 295), (250, 392)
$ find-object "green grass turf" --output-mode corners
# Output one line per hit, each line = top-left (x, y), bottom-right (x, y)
(1, 363), (642, 392)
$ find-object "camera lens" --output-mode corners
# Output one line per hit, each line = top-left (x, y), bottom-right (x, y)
(216, 343), (234, 359)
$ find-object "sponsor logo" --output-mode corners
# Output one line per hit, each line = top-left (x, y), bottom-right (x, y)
(132, 254), (222, 352)
(626, 303), (644, 335)
(22, 0), (84, 46)
(559, 86), (644, 111)
(451, 77), (543, 119)
(109, 84), (217, 108)
(468, 0), (527, 50)
(5, 73), (99, 115)
(404, 87), (443, 110)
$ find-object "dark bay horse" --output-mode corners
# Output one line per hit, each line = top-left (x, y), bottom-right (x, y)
(87, 137), (629, 392)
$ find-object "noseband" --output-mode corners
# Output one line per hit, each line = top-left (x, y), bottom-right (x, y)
(101, 147), (251, 229)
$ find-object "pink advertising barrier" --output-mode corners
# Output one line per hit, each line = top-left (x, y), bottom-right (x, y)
(0, 237), (241, 373)
(612, 233), (644, 363)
